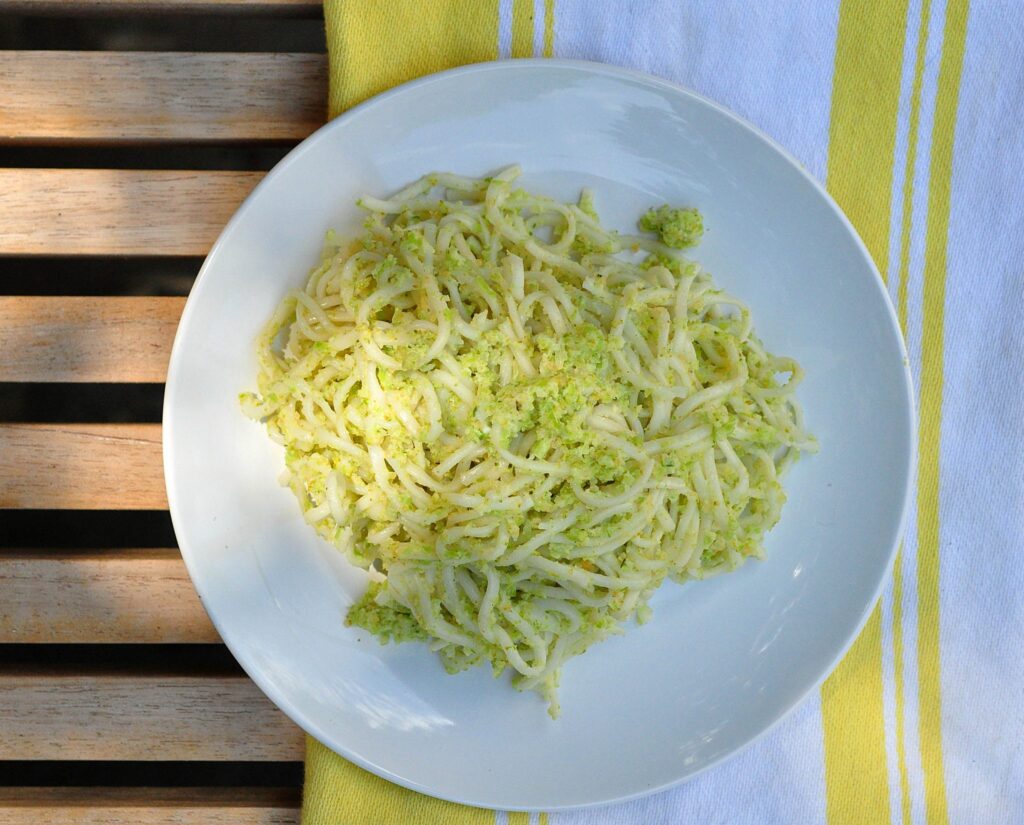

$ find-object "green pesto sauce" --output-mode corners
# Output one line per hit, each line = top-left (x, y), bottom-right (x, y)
(639, 205), (704, 248)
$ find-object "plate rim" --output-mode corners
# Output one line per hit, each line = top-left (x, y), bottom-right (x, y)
(163, 57), (917, 811)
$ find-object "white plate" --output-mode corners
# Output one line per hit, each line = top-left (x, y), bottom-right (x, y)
(164, 60), (914, 811)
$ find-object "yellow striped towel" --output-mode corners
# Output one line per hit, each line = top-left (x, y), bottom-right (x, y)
(307, 0), (1022, 822)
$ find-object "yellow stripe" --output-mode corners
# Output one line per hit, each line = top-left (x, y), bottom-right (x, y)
(824, 0), (909, 262)
(324, 0), (500, 117)
(543, 0), (556, 57)
(303, 736), (494, 824)
(916, 1), (968, 823)
(512, 0), (535, 57)
(821, 1), (910, 822)
(890, 2), (933, 822)
(821, 609), (891, 824)
(891, 551), (913, 825)
(896, 0), (932, 338)
(507, 814), (530, 825)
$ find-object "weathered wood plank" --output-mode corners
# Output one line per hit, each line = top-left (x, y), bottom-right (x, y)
(0, 297), (184, 383)
(0, 169), (262, 255)
(0, 52), (325, 142)
(0, 676), (305, 760)
(0, 0), (318, 12)
(0, 551), (218, 643)
(0, 788), (299, 825)
(0, 424), (165, 510)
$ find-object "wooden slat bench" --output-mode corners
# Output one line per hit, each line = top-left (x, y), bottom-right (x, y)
(0, 5), (327, 820)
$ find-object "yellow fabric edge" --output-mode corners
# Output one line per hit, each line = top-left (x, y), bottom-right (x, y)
(303, 736), (496, 825)
(324, 0), (500, 118)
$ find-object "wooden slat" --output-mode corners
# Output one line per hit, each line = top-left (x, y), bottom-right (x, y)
(0, 52), (326, 143)
(0, 551), (218, 643)
(0, 675), (305, 760)
(0, 0), (318, 11)
(0, 788), (299, 825)
(0, 169), (262, 255)
(0, 424), (165, 510)
(0, 297), (184, 383)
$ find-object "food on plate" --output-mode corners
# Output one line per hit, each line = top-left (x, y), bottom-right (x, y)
(241, 166), (815, 715)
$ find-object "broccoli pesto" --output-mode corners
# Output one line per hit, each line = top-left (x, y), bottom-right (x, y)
(242, 167), (815, 717)
(639, 204), (704, 248)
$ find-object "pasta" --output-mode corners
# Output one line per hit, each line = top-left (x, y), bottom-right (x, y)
(241, 166), (816, 716)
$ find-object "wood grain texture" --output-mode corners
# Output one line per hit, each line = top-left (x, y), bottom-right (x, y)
(0, 52), (326, 142)
(0, 788), (299, 825)
(0, 169), (262, 255)
(0, 297), (184, 383)
(0, 676), (305, 760)
(0, 551), (218, 643)
(0, 424), (165, 510)
(0, 0), (318, 12)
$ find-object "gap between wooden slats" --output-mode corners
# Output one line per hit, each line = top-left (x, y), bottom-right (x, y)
(0, 676), (304, 760)
(0, 551), (217, 643)
(0, 52), (326, 143)
(0, 423), (165, 509)
(0, 297), (184, 383)
(0, 169), (262, 255)
(0, 788), (299, 825)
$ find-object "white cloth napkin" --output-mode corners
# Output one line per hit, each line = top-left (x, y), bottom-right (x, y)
(314, 1), (1023, 822)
